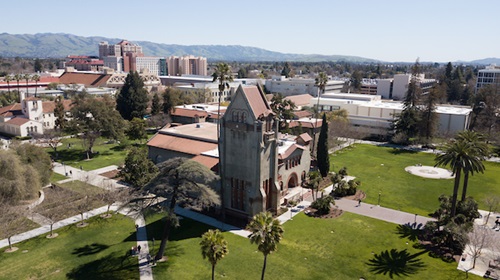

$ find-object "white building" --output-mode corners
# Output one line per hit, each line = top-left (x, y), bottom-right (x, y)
(310, 93), (472, 137)
(376, 74), (436, 100)
(265, 76), (344, 97)
(476, 65), (500, 93)
(136, 57), (167, 76)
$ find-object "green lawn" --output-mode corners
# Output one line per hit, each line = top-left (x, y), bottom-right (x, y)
(147, 212), (479, 280)
(47, 137), (144, 171)
(49, 172), (67, 183)
(0, 215), (139, 280)
(330, 144), (500, 216)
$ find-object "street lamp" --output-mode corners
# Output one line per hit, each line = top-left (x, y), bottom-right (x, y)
(377, 192), (381, 206)
(62, 162), (67, 176)
(414, 214), (417, 224)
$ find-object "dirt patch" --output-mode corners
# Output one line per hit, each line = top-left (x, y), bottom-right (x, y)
(344, 190), (366, 201)
(305, 206), (344, 219)
(99, 169), (120, 179)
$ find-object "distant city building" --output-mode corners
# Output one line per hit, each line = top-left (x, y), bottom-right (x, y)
(375, 74), (436, 100)
(61, 55), (104, 71)
(476, 65), (500, 93)
(265, 76), (344, 97)
(166, 55), (207, 76)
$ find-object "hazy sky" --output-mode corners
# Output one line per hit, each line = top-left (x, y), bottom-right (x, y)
(1, 0), (498, 62)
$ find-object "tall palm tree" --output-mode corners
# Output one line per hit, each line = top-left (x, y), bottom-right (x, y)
(32, 74), (40, 97)
(14, 73), (22, 95)
(212, 63), (233, 220)
(435, 140), (480, 217)
(4, 74), (12, 95)
(247, 212), (284, 280)
(313, 72), (328, 155)
(200, 229), (228, 280)
(23, 74), (31, 96)
(455, 131), (488, 201)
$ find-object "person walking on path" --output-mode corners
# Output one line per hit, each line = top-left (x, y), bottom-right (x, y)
(358, 199), (362, 207)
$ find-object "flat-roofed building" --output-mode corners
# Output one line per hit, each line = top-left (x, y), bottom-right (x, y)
(167, 55), (207, 76)
(265, 76), (344, 97)
(476, 65), (500, 93)
(311, 92), (471, 137)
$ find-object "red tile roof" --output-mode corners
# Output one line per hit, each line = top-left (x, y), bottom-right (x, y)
(288, 120), (322, 129)
(297, 133), (312, 143)
(242, 86), (273, 119)
(285, 94), (313, 107)
(42, 99), (72, 113)
(0, 103), (21, 116)
(58, 72), (110, 87)
(191, 155), (219, 170)
(293, 110), (313, 118)
(171, 108), (209, 118)
(147, 133), (217, 155)
(278, 144), (305, 160)
(6, 117), (30, 125)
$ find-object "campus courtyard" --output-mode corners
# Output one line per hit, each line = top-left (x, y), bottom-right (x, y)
(1, 143), (499, 279)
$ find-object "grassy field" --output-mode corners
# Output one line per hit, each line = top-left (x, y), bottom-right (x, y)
(0, 214), (139, 280)
(330, 144), (500, 216)
(146, 212), (479, 280)
(47, 137), (145, 171)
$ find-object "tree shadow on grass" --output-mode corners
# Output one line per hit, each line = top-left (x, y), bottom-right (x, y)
(66, 251), (139, 280)
(366, 249), (426, 279)
(72, 243), (110, 257)
(388, 149), (418, 155)
(395, 223), (424, 242)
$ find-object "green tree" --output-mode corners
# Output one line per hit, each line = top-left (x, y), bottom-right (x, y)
(435, 140), (482, 217)
(317, 113), (329, 177)
(32, 74), (40, 97)
(143, 158), (219, 261)
(23, 73), (31, 95)
(4, 74), (12, 94)
(70, 93), (125, 159)
(151, 92), (161, 116)
(313, 72), (328, 152)
(212, 63), (233, 220)
(54, 96), (66, 130)
(455, 131), (488, 201)
(126, 118), (147, 142)
(162, 87), (182, 115)
(200, 229), (228, 280)
(350, 70), (362, 91)
(34, 58), (43, 73)
(116, 71), (149, 121)
(247, 212), (284, 280)
(237, 67), (247, 79)
(15, 143), (52, 187)
(281, 62), (292, 78)
(419, 85), (441, 141)
(0, 150), (41, 203)
(119, 146), (158, 189)
(270, 93), (296, 132)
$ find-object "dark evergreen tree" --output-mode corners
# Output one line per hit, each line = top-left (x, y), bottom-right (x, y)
(317, 113), (330, 177)
(54, 96), (66, 130)
(419, 85), (440, 140)
(151, 92), (161, 116)
(281, 62), (292, 78)
(34, 58), (43, 73)
(116, 71), (149, 121)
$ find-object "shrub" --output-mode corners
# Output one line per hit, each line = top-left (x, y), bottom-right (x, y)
(311, 196), (334, 215)
(332, 180), (359, 197)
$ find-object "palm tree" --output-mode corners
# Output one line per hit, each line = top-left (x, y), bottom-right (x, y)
(455, 131), (488, 201)
(14, 74), (22, 95)
(32, 74), (40, 97)
(200, 229), (228, 280)
(23, 74), (31, 96)
(313, 72), (328, 154)
(143, 158), (220, 261)
(247, 212), (284, 280)
(435, 140), (481, 217)
(212, 63), (233, 220)
(4, 74), (12, 94)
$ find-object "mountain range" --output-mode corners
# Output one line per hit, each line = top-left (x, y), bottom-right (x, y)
(0, 33), (498, 64)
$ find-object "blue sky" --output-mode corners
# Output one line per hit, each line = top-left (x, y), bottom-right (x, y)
(1, 0), (498, 62)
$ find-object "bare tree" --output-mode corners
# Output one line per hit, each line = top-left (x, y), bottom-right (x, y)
(0, 199), (30, 252)
(466, 225), (494, 269)
(75, 195), (92, 227)
(36, 186), (71, 238)
(32, 129), (63, 159)
(99, 185), (131, 218)
(483, 196), (500, 225)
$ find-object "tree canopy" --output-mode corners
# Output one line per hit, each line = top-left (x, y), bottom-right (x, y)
(116, 71), (149, 121)
(119, 146), (158, 189)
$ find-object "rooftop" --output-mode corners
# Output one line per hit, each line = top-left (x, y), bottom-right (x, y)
(158, 122), (218, 142)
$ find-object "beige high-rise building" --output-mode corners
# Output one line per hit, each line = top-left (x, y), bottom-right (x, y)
(167, 55), (207, 76)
